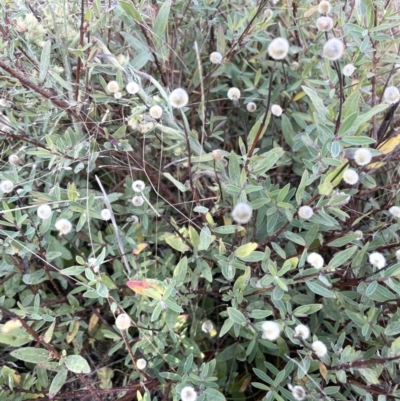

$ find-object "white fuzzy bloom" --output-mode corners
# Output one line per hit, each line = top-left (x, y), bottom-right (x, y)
(355, 230), (363, 240)
(114, 92), (122, 99)
(227, 87), (241, 100)
(316, 16), (334, 31)
(0, 98), (7, 107)
(307, 252), (324, 269)
(201, 320), (214, 333)
(100, 208), (112, 221)
(212, 149), (224, 161)
(180, 386), (197, 401)
(55, 219), (72, 235)
(323, 38), (344, 61)
(271, 104), (283, 117)
(126, 81), (140, 94)
(0, 180), (14, 193)
(312, 340), (328, 357)
(131, 215), (139, 224)
(384, 86), (400, 104)
(210, 52), (222, 64)
(115, 313), (131, 330)
(268, 37), (289, 60)
(246, 102), (257, 112)
(291, 385), (306, 401)
(132, 180), (146, 192)
(294, 324), (310, 340)
(369, 252), (386, 269)
(88, 257), (100, 273)
(37, 204), (52, 220)
(298, 205), (313, 219)
(169, 88), (189, 108)
(396, 249), (400, 261)
(132, 195), (144, 207)
(354, 148), (372, 166)
(261, 321), (281, 341)
(342, 169), (359, 185)
(1, 318), (22, 334)
(232, 202), (253, 224)
(264, 9), (273, 20)
(9, 154), (20, 165)
(318, 0), (331, 13)
(389, 206), (400, 218)
(136, 358), (147, 370)
(107, 80), (119, 93)
(342, 63), (356, 77)
(149, 105), (163, 119)
(291, 61), (300, 71)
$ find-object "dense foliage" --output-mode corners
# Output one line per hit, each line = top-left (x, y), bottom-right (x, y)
(1, 0), (400, 400)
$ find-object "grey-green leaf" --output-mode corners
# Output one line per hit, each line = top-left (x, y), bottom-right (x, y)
(65, 355), (91, 374)
(49, 369), (68, 398)
(11, 347), (51, 363)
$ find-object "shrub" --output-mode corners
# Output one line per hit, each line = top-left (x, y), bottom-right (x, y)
(1, 0), (400, 400)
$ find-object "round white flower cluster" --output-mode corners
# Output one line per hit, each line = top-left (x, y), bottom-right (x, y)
(268, 37), (289, 60)
(342, 169), (359, 185)
(369, 252), (386, 269)
(298, 205), (313, 219)
(209, 51), (222, 64)
(169, 88), (189, 108)
(312, 340), (328, 357)
(227, 87), (241, 101)
(307, 252), (324, 269)
(316, 16), (333, 31)
(384, 86), (400, 104)
(293, 324), (310, 340)
(342, 63), (356, 77)
(271, 104), (283, 117)
(354, 148), (372, 166)
(232, 202), (253, 224)
(323, 38), (344, 61)
(261, 321), (280, 341)
(115, 313), (131, 331)
(55, 219), (72, 235)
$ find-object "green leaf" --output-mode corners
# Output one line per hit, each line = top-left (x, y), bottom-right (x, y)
(153, 0), (171, 47)
(39, 40), (51, 83)
(355, 104), (389, 127)
(328, 246), (357, 268)
(302, 85), (328, 119)
(164, 235), (190, 253)
(49, 369), (68, 399)
(200, 226), (212, 250)
(213, 225), (244, 234)
(250, 148), (284, 175)
(247, 112), (270, 148)
(284, 231), (305, 246)
(227, 307), (247, 325)
(0, 329), (33, 346)
(338, 112), (358, 136)
(119, 1), (143, 22)
(296, 170), (309, 205)
(293, 304), (324, 316)
(163, 173), (188, 192)
(10, 347), (51, 363)
(341, 136), (376, 146)
(358, 368), (380, 385)
(327, 233), (359, 247)
(305, 281), (336, 298)
(234, 242), (258, 258)
(173, 257), (187, 287)
(384, 322), (400, 336)
(205, 388), (226, 401)
(219, 319), (233, 337)
(65, 355), (91, 374)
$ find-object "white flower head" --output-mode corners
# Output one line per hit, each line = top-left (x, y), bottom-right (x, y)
(323, 38), (344, 61)
(246, 102), (257, 112)
(180, 386), (198, 401)
(149, 105), (163, 119)
(298, 205), (313, 219)
(55, 219), (72, 235)
(227, 87), (241, 101)
(100, 208), (112, 221)
(396, 249), (400, 261)
(132, 180), (146, 192)
(316, 16), (334, 31)
(291, 385), (306, 401)
(169, 88), (189, 108)
(0, 180), (14, 194)
(136, 358), (147, 370)
(312, 340), (328, 357)
(209, 51), (223, 64)
(369, 252), (386, 269)
(115, 313), (131, 330)
(232, 202), (253, 224)
(1, 318), (22, 334)
(126, 81), (140, 94)
(9, 154), (20, 165)
(355, 230), (363, 240)
(389, 206), (400, 218)
(212, 149), (224, 161)
(132, 195), (144, 207)
(318, 0), (331, 13)
(268, 37), (289, 60)
(342, 63), (356, 77)
(261, 321), (281, 341)
(114, 92), (122, 99)
(384, 86), (400, 104)
(343, 169), (359, 185)
(307, 252), (324, 269)
(201, 320), (214, 333)
(88, 257), (100, 273)
(107, 80), (119, 93)
(271, 104), (283, 117)
(291, 61), (300, 71)
(354, 148), (372, 166)
(37, 204), (52, 220)
(264, 9), (273, 21)
(131, 215), (139, 224)
(294, 324), (310, 340)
